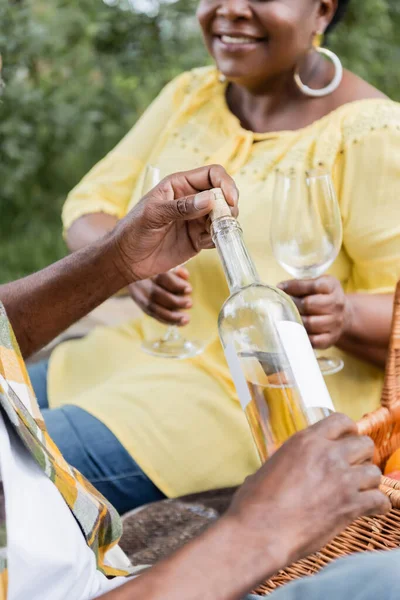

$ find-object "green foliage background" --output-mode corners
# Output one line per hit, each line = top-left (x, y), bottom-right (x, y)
(1, 0), (399, 282)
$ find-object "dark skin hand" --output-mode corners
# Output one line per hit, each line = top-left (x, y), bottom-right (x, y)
(99, 414), (389, 600)
(0, 165), (238, 358)
(68, 213), (193, 326)
(67, 1), (390, 348)
(67, 215), (193, 326)
(279, 277), (393, 369)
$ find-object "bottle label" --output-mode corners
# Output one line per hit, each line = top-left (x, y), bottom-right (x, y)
(276, 321), (335, 412)
(224, 342), (252, 410)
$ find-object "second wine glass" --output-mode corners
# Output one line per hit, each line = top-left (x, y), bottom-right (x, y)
(140, 164), (206, 359)
(271, 168), (344, 376)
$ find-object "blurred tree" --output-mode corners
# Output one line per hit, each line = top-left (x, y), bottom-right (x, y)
(330, 0), (400, 98)
(0, 0), (399, 281)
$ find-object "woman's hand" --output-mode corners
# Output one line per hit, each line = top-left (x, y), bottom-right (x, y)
(278, 275), (352, 350)
(128, 266), (193, 326)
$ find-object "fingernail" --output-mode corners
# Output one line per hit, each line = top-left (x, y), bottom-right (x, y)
(277, 282), (286, 290)
(185, 300), (193, 308)
(194, 191), (211, 210)
(184, 286), (192, 294)
(180, 315), (190, 325)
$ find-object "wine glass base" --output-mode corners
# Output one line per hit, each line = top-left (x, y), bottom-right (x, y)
(317, 356), (344, 376)
(141, 338), (205, 359)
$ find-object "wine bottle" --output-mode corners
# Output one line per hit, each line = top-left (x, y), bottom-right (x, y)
(210, 188), (335, 463)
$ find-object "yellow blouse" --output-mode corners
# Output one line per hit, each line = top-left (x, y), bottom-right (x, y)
(51, 67), (400, 498)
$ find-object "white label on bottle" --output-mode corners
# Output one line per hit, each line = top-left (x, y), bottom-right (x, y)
(224, 342), (252, 410)
(276, 321), (335, 412)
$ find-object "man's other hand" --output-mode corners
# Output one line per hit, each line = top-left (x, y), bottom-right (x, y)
(226, 414), (390, 578)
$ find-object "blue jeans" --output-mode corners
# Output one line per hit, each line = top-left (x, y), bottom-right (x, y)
(247, 548), (400, 600)
(28, 360), (165, 514)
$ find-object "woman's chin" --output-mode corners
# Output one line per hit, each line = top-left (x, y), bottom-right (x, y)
(219, 70), (257, 87)
(215, 57), (266, 85)
(216, 64), (251, 83)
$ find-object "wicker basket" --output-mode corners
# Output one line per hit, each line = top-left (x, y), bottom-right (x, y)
(255, 282), (400, 596)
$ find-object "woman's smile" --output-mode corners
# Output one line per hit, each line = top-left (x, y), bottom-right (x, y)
(213, 30), (267, 54)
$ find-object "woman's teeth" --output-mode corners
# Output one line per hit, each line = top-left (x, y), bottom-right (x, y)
(220, 35), (258, 45)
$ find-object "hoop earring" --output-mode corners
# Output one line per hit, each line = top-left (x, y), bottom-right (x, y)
(294, 35), (343, 98)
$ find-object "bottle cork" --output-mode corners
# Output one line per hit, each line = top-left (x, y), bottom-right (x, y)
(210, 188), (232, 221)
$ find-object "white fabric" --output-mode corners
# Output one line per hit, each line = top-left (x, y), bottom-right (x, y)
(0, 410), (128, 600)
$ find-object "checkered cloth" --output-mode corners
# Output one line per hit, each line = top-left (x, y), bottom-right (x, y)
(0, 302), (130, 599)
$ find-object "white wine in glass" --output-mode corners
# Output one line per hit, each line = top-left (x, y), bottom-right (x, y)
(271, 168), (344, 376)
(140, 165), (206, 359)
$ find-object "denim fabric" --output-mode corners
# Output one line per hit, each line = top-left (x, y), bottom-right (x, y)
(246, 548), (400, 600)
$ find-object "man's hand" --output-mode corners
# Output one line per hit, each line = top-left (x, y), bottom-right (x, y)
(128, 267), (193, 326)
(1, 164), (237, 359)
(226, 414), (390, 573)
(99, 414), (390, 600)
(114, 165), (239, 284)
(278, 275), (351, 349)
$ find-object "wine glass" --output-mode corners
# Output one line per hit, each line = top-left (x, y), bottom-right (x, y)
(270, 168), (344, 376)
(140, 164), (206, 359)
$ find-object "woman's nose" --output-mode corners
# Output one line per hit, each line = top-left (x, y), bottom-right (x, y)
(216, 0), (253, 20)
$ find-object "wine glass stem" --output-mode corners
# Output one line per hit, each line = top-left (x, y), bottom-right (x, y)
(162, 325), (182, 343)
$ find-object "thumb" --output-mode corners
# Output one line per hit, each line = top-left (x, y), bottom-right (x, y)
(165, 190), (216, 222)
